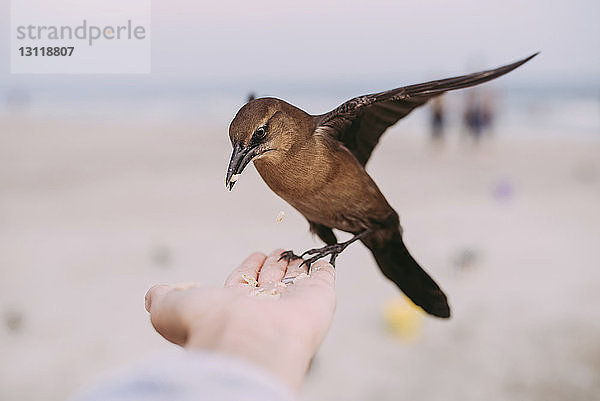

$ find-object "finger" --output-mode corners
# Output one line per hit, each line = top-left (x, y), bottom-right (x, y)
(298, 260), (336, 289)
(145, 284), (189, 345)
(145, 284), (173, 312)
(258, 248), (288, 286)
(224, 252), (267, 287)
(283, 257), (308, 281)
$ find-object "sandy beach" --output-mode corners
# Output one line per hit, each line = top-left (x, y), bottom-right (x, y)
(1, 116), (599, 401)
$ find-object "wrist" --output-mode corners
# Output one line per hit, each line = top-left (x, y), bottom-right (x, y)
(185, 312), (313, 391)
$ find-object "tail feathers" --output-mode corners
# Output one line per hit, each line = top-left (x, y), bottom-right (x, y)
(368, 234), (450, 318)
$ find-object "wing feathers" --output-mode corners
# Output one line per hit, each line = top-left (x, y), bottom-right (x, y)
(316, 53), (538, 165)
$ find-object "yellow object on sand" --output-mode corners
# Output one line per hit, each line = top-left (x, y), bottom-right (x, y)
(382, 296), (423, 341)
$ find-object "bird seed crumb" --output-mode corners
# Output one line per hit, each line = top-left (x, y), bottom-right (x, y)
(242, 273), (258, 287)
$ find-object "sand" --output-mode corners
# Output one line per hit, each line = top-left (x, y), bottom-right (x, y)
(1, 116), (599, 401)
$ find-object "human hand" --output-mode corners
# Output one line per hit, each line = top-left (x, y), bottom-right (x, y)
(144, 249), (336, 391)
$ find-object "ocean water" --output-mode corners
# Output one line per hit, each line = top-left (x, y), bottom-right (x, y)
(1, 80), (598, 140)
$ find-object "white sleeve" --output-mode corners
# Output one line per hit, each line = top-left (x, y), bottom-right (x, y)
(69, 350), (296, 401)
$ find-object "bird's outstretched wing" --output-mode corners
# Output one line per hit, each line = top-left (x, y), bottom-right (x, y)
(314, 53), (538, 166)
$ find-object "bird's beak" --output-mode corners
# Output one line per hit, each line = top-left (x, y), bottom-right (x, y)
(225, 143), (258, 191)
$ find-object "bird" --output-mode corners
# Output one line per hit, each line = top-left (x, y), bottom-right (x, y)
(225, 53), (538, 318)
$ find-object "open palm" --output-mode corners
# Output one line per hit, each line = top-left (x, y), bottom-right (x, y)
(144, 249), (336, 390)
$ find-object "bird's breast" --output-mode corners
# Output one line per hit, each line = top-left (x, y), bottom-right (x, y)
(253, 148), (396, 233)
(254, 157), (325, 204)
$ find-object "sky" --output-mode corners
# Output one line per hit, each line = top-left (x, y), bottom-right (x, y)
(0, 0), (599, 88)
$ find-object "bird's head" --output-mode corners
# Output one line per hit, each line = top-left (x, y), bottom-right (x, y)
(225, 97), (311, 190)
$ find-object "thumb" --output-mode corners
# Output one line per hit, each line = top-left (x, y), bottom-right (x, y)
(145, 284), (172, 312)
(145, 284), (189, 346)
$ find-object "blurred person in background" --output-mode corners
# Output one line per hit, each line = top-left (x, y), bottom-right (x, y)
(430, 96), (446, 143)
(70, 250), (336, 401)
(463, 89), (497, 142)
(481, 89), (497, 135)
(463, 90), (484, 141)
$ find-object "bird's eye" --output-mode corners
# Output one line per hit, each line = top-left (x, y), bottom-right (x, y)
(253, 126), (267, 140)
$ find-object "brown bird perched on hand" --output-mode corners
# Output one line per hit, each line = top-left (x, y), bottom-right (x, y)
(225, 53), (537, 318)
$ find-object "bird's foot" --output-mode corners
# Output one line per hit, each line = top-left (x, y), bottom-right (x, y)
(280, 230), (369, 271)
(299, 243), (348, 268)
(278, 245), (343, 272)
(278, 250), (303, 263)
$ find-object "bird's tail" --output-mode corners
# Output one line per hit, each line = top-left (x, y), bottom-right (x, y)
(364, 232), (451, 318)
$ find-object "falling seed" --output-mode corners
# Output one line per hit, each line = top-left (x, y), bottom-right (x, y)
(276, 211), (285, 223)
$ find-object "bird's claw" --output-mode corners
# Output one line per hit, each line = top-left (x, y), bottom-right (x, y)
(279, 250), (303, 262)
(300, 244), (337, 258)
(300, 248), (320, 257)
(283, 231), (368, 271)
(299, 243), (345, 269)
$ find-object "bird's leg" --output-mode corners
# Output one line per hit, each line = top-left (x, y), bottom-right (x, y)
(280, 223), (337, 263)
(299, 230), (370, 269)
